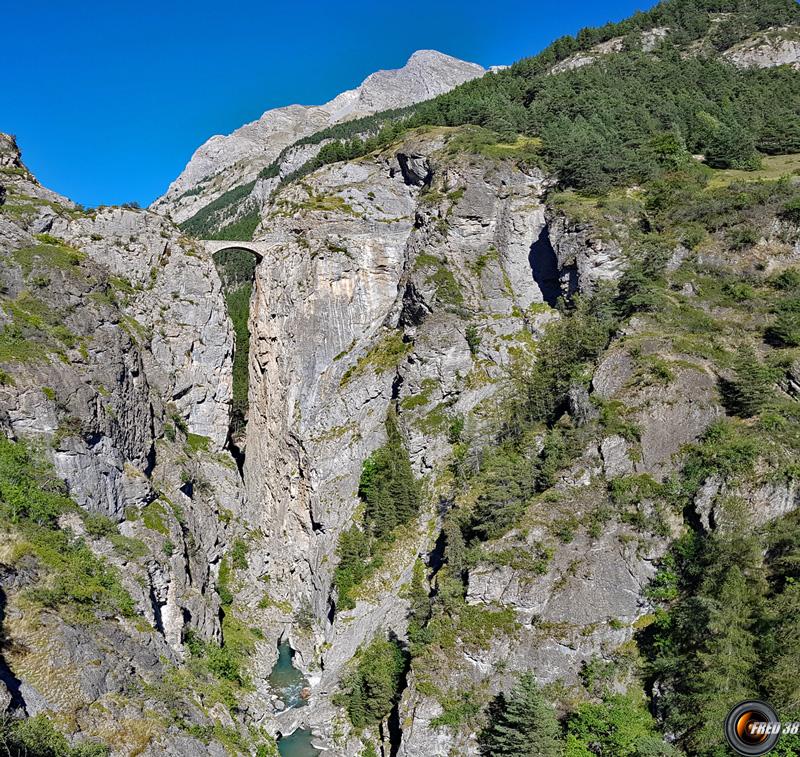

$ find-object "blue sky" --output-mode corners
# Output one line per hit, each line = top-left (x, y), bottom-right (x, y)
(3, 1), (654, 207)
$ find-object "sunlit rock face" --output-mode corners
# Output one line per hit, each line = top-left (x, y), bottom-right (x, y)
(151, 50), (486, 224)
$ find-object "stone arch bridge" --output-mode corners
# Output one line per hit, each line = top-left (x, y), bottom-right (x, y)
(201, 239), (276, 261)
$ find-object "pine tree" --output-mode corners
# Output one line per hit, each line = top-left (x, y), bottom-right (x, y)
(705, 121), (760, 170)
(722, 348), (776, 417)
(443, 517), (467, 580)
(762, 580), (800, 714)
(406, 559), (431, 647)
(479, 673), (564, 757)
(359, 414), (420, 539)
(684, 566), (760, 754)
(335, 636), (407, 729)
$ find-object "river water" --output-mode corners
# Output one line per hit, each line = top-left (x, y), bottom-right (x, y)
(277, 728), (321, 757)
(269, 641), (308, 709)
(270, 642), (320, 755)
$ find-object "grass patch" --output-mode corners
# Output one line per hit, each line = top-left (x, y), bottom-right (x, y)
(141, 501), (169, 535)
(0, 290), (80, 364)
(12, 243), (85, 275)
(340, 330), (411, 386)
(706, 152), (800, 188)
(186, 433), (212, 454)
(445, 125), (542, 163)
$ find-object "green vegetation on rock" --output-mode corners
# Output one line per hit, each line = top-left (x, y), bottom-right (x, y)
(333, 634), (407, 730)
(0, 714), (109, 757)
(180, 181), (257, 240)
(212, 248), (260, 433)
(479, 673), (563, 757)
(334, 414), (420, 610)
(0, 437), (135, 622)
(340, 330), (411, 386)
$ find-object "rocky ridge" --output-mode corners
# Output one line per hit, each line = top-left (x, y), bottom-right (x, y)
(546, 22), (800, 74)
(151, 51), (486, 225)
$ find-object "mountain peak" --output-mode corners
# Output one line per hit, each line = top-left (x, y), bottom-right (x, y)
(152, 51), (484, 221)
(406, 49), (465, 63)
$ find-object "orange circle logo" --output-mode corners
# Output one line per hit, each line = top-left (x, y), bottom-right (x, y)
(725, 701), (780, 755)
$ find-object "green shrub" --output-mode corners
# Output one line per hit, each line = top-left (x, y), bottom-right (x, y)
(230, 538), (249, 569)
(465, 325), (481, 355)
(426, 262), (463, 307)
(358, 414), (420, 539)
(0, 714), (109, 756)
(566, 692), (678, 756)
(504, 293), (616, 432)
(781, 196), (800, 225)
(334, 414), (420, 609)
(766, 308), (800, 347)
(186, 433), (211, 453)
(0, 438), (135, 621)
(770, 268), (800, 291)
(333, 526), (371, 611)
(720, 348), (777, 417)
(141, 501), (168, 535)
(334, 635), (407, 729)
(340, 330), (410, 386)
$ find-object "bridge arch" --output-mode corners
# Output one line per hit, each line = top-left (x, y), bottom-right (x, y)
(202, 239), (271, 262)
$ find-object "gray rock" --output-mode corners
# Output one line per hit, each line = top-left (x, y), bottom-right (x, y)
(152, 51), (486, 224)
(396, 153), (432, 186)
(723, 26), (800, 70)
(696, 475), (800, 531)
(601, 435), (634, 479)
(593, 350), (636, 399)
(548, 28), (669, 74)
(547, 211), (625, 296)
(569, 385), (599, 426)
(229, 132), (554, 750)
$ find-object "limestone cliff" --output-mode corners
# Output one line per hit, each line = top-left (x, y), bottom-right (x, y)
(0, 133), (255, 755)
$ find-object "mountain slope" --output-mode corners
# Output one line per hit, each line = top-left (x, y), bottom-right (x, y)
(151, 50), (485, 224)
(172, 0), (800, 243)
(2, 1), (800, 755)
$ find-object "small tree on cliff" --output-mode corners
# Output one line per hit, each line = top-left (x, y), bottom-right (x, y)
(479, 673), (564, 757)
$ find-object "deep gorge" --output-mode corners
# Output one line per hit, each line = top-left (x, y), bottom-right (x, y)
(1, 2), (800, 754)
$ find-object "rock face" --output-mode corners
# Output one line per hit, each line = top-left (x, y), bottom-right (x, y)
(151, 51), (485, 224)
(50, 209), (235, 449)
(547, 210), (625, 295)
(0, 134), (247, 754)
(723, 26), (800, 70)
(230, 129), (556, 750)
(548, 27), (668, 74)
(545, 24), (800, 75)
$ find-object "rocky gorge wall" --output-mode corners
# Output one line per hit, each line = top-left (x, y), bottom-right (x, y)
(0, 126), (725, 756)
(3, 99), (800, 756)
(216, 127), (691, 754)
(0, 134), (255, 755)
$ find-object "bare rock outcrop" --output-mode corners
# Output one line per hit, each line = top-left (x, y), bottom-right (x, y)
(723, 26), (800, 70)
